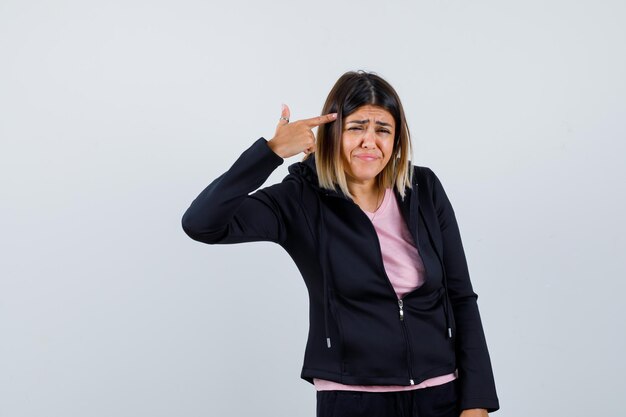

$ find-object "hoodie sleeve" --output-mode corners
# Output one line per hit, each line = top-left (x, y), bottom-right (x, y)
(428, 168), (500, 413)
(181, 137), (293, 246)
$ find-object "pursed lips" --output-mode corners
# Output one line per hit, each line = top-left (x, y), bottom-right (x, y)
(354, 154), (380, 161)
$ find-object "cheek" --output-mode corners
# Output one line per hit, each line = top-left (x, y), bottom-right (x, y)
(340, 136), (355, 156)
(384, 138), (395, 152)
(378, 136), (393, 153)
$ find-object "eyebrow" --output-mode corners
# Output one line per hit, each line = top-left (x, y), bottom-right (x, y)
(346, 119), (393, 127)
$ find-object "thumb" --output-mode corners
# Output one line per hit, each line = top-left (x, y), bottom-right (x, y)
(278, 103), (290, 127)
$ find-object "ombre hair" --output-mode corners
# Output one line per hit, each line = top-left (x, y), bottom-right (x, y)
(303, 70), (414, 201)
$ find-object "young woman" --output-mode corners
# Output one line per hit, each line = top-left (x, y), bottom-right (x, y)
(181, 70), (500, 416)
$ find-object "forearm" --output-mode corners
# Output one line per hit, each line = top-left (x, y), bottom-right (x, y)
(428, 167), (500, 412)
(452, 297), (499, 412)
(181, 137), (286, 244)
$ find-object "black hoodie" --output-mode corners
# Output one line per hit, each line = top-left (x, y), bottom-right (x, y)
(181, 137), (500, 413)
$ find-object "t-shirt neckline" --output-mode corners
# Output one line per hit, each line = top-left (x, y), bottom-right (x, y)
(362, 187), (391, 218)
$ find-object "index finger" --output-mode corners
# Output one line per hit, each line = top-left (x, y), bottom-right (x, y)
(301, 112), (338, 127)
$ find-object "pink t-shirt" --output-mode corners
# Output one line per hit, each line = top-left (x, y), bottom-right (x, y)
(313, 187), (458, 392)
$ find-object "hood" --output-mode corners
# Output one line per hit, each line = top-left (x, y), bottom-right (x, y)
(287, 154), (317, 185)
(288, 154), (351, 200)
(287, 154), (453, 350)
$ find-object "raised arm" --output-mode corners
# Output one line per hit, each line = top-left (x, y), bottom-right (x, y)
(181, 105), (338, 246)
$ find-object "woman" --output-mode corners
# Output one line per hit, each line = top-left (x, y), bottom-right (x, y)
(181, 70), (500, 416)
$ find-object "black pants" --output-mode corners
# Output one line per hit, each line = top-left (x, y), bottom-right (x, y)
(316, 379), (460, 417)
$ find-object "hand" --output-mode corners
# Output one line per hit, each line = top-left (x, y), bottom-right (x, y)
(460, 408), (489, 417)
(267, 103), (337, 159)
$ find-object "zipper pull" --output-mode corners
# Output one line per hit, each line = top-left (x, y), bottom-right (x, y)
(409, 379), (415, 385)
(398, 299), (404, 321)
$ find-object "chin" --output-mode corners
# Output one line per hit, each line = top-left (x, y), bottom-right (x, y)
(350, 169), (382, 181)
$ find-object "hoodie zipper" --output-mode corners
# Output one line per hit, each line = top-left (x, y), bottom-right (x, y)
(323, 191), (419, 385)
(398, 299), (415, 385)
(363, 207), (416, 386)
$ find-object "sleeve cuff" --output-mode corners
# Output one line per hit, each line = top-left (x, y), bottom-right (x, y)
(257, 137), (285, 164)
(460, 397), (500, 413)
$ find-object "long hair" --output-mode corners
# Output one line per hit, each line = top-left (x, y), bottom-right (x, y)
(303, 70), (414, 201)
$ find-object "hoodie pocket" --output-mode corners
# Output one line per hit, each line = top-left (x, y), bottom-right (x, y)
(405, 290), (457, 374)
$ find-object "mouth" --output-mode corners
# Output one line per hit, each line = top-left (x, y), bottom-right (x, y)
(355, 154), (379, 162)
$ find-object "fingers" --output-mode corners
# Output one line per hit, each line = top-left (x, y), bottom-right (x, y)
(301, 112), (338, 127)
(304, 131), (317, 155)
(276, 104), (336, 128)
(277, 103), (291, 127)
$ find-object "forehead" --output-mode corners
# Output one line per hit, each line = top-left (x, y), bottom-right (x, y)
(344, 105), (394, 124)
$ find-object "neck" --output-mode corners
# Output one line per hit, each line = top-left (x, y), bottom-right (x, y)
(347, 179), (379, 201)
(347, 178), (385, 212)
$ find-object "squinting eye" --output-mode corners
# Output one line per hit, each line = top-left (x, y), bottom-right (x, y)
(348, 127), (362, 130)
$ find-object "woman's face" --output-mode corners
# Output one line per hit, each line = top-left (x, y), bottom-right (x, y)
(340, 104), (396, 186)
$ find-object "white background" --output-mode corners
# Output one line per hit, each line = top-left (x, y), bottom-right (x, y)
(1, 1), (625, 416)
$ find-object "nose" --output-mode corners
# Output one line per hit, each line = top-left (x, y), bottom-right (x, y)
(361, 126), (377, 148)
